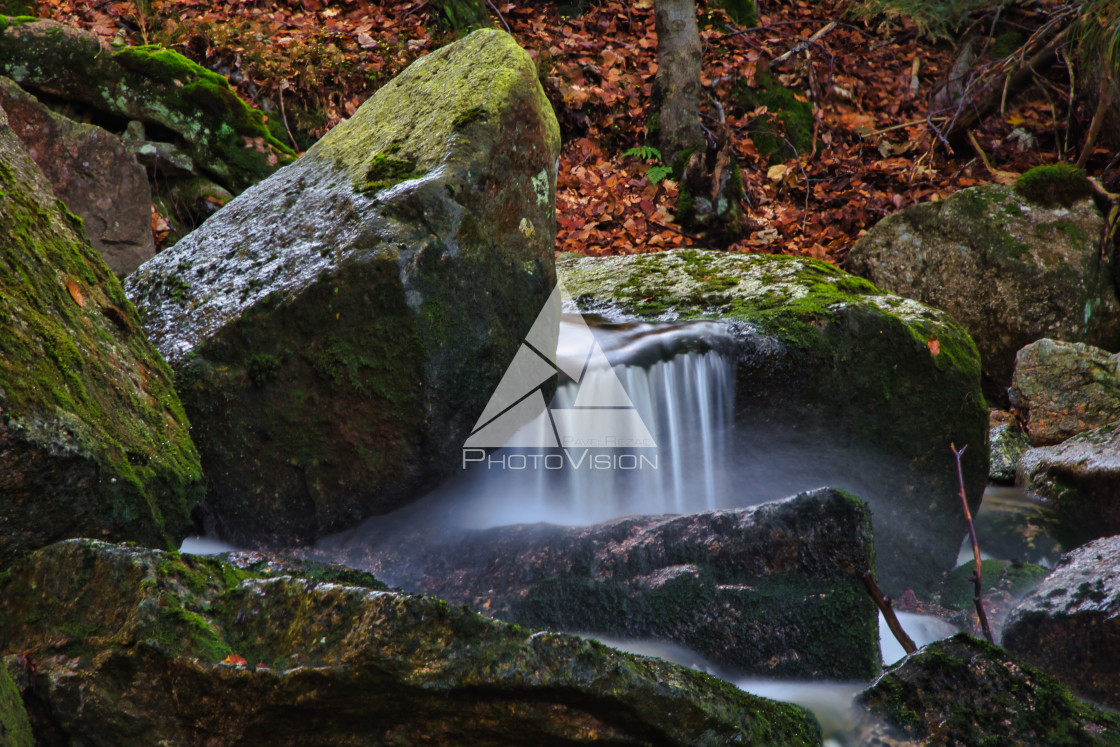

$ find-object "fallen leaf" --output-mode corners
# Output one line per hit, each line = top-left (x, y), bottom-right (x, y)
(928, 338), (940, 356)
(65, 277), (84, 308)
(221, 654), (248, 667)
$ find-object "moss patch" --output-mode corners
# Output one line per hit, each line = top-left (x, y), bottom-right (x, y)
(1014, 164), (1092, 207)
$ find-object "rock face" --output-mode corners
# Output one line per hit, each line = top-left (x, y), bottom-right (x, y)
(0, 103), (201, 569)
(0, 17), (293, 194)
(315, 488), (881, 680)
(0, 76), (154, 276)
(0, 661), (32, 747)
(126, 29), (560, 547)
(1009, 338), (1120, 446)
(558, 250), (988, 594)
(855, 634), (1120, 745)
(846, 178), (1120, 405)
(989, 423), (1029, 483)
(1018, 423), (1120, 543)
(1003, 536), (1120, 710)
(0, 539), (822, 746)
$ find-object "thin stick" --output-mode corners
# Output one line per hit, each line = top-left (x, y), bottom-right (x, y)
(952, 443), (994, 643)
(861, 571), (916, 655)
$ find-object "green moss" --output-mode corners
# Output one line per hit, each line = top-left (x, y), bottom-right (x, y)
(1014, 164), (1092, 207)
(734, 80), (814, 164)
(247, 353), (279, 388)
(939, 560), (1049, 610)
(711, 0), (758, 25)
(355, 152), (425, 194)
(991, 29), (1023, 59)
(0, 658), (32, 747)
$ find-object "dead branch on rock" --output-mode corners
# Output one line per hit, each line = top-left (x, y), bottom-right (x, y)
(862, 571), (917, 655)
(952, 443), (994, 643)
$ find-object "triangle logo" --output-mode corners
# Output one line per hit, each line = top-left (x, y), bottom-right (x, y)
(464, 280), (658, 450)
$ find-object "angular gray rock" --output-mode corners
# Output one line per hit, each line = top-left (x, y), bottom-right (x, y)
(1009, 338), (1120, 446)
(1003, 535), (1120, 710)
(0, 76), (154, 276)
(855, 634), (1120, 745)
(0, 99), (201, 570)
(1018, 423), (1120, 543)
(313, 487), (881, 680)
(846, 179), (1120, 405)
(0, 539), (822, 746)
(126, 29), (561, 547)
(558, 250), (988, 594)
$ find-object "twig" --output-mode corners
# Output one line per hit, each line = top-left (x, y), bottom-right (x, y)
(1076, 72), (1111, 169)
(861, 571), (917, 655)
(952, 443), (994, 643)
(486, 0), (510, 33)
(773, 21), (837, 63)
(277, 81), (299, 153)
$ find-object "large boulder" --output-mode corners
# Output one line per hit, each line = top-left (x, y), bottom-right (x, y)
(1009, 338), (1120, 446)
(1018, 423), (1120, 543)
(1003, 535), (1120, 710)
(0, 17), (293, 194)
(314, 488), (881, 680)
(0, 101), (201, 569)
(558, 250), (988, 594)
(0, 76), (154, 276)
(0, 539), (822, 745)
(126, 29), (561, 547)
(855, 634), (1120, 745)
(846, 174), (1120, 405)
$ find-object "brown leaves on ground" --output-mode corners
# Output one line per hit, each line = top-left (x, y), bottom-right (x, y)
(30, 0), (1102, 263)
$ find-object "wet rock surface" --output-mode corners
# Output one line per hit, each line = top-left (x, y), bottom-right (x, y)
(855, 634), (1120, 746)
(989, 423), (1030, 484)
(846, 181), (1120, 405)
(125, 29), (560, 547)
(1018, 423), (1120, 544)
(0, 76), (154, 276)
(558, 250), (988, 594)
(1002, 535), (1120, 710)
(0, 101), (201, 569)
(0, 539), (822, 746)
(1009, 338), (1120, 446)
(312, 488), (881, 680)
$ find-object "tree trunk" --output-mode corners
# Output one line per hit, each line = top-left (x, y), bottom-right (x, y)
(653, 0), (704, 169)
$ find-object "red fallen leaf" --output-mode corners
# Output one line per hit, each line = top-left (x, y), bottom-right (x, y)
(928, 339), (941, 356)
(222, 654), (248, 667)
(65, 277), (83, 308)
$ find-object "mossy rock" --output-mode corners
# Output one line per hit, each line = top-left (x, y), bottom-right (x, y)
(0, 659), (32, 747)
(711, 0), (758, 26)
(429, 0), (493, 31)
(1014, 164), (1092, 207)
(938, 559), (1049, 611)
(125, 29), (560, 547)
(848, 184), (1120, 406)
(0, 18), (294, 193)
(733, 79), (813, 164)
(558, 250), (988, 594)
(856, 634), (1120, 745)
(0, 101), (202, 569)
(0, 539), (822, 745)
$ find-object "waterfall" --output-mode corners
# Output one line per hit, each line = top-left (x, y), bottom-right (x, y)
(452, 318), (737, 527)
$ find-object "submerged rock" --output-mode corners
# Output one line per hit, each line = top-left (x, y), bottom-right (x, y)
(855, 634), (1120, 745)
(126, 29), (560, 547)
(846, 179), (1120, 405)
(313, 488), (881, 680)
(0, 101), (201, 569)
(0, 76), (154, 276)
(1009, 338), (1120, 446)
(0, 17), (293, 194)
(1018, 423), (1120, 544)
(558, 250), (988, 594)
(0, 539), (822, 745)
(1003, 535), (1120, 710)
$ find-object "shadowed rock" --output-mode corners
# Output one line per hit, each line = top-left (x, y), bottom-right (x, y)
(0, 539), (822, 746)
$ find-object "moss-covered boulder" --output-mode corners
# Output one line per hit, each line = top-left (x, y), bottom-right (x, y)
(1003, 535), (1120, 711)
(314, 487), (881, 680)
(846, 181), (1120, 405)
(0, 101), (201, 569)
(125, 29), (560, 547)
(558, 249), (987, 594)
(855, 634), (1120, 745)
(0, 539), (822, 745)
(1009, 338), (1120, 446)
(0, 660), (32, 747)
(0, 17), (294, 194)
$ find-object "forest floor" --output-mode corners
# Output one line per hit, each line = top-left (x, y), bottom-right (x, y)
(30, 0), (1112, 263)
